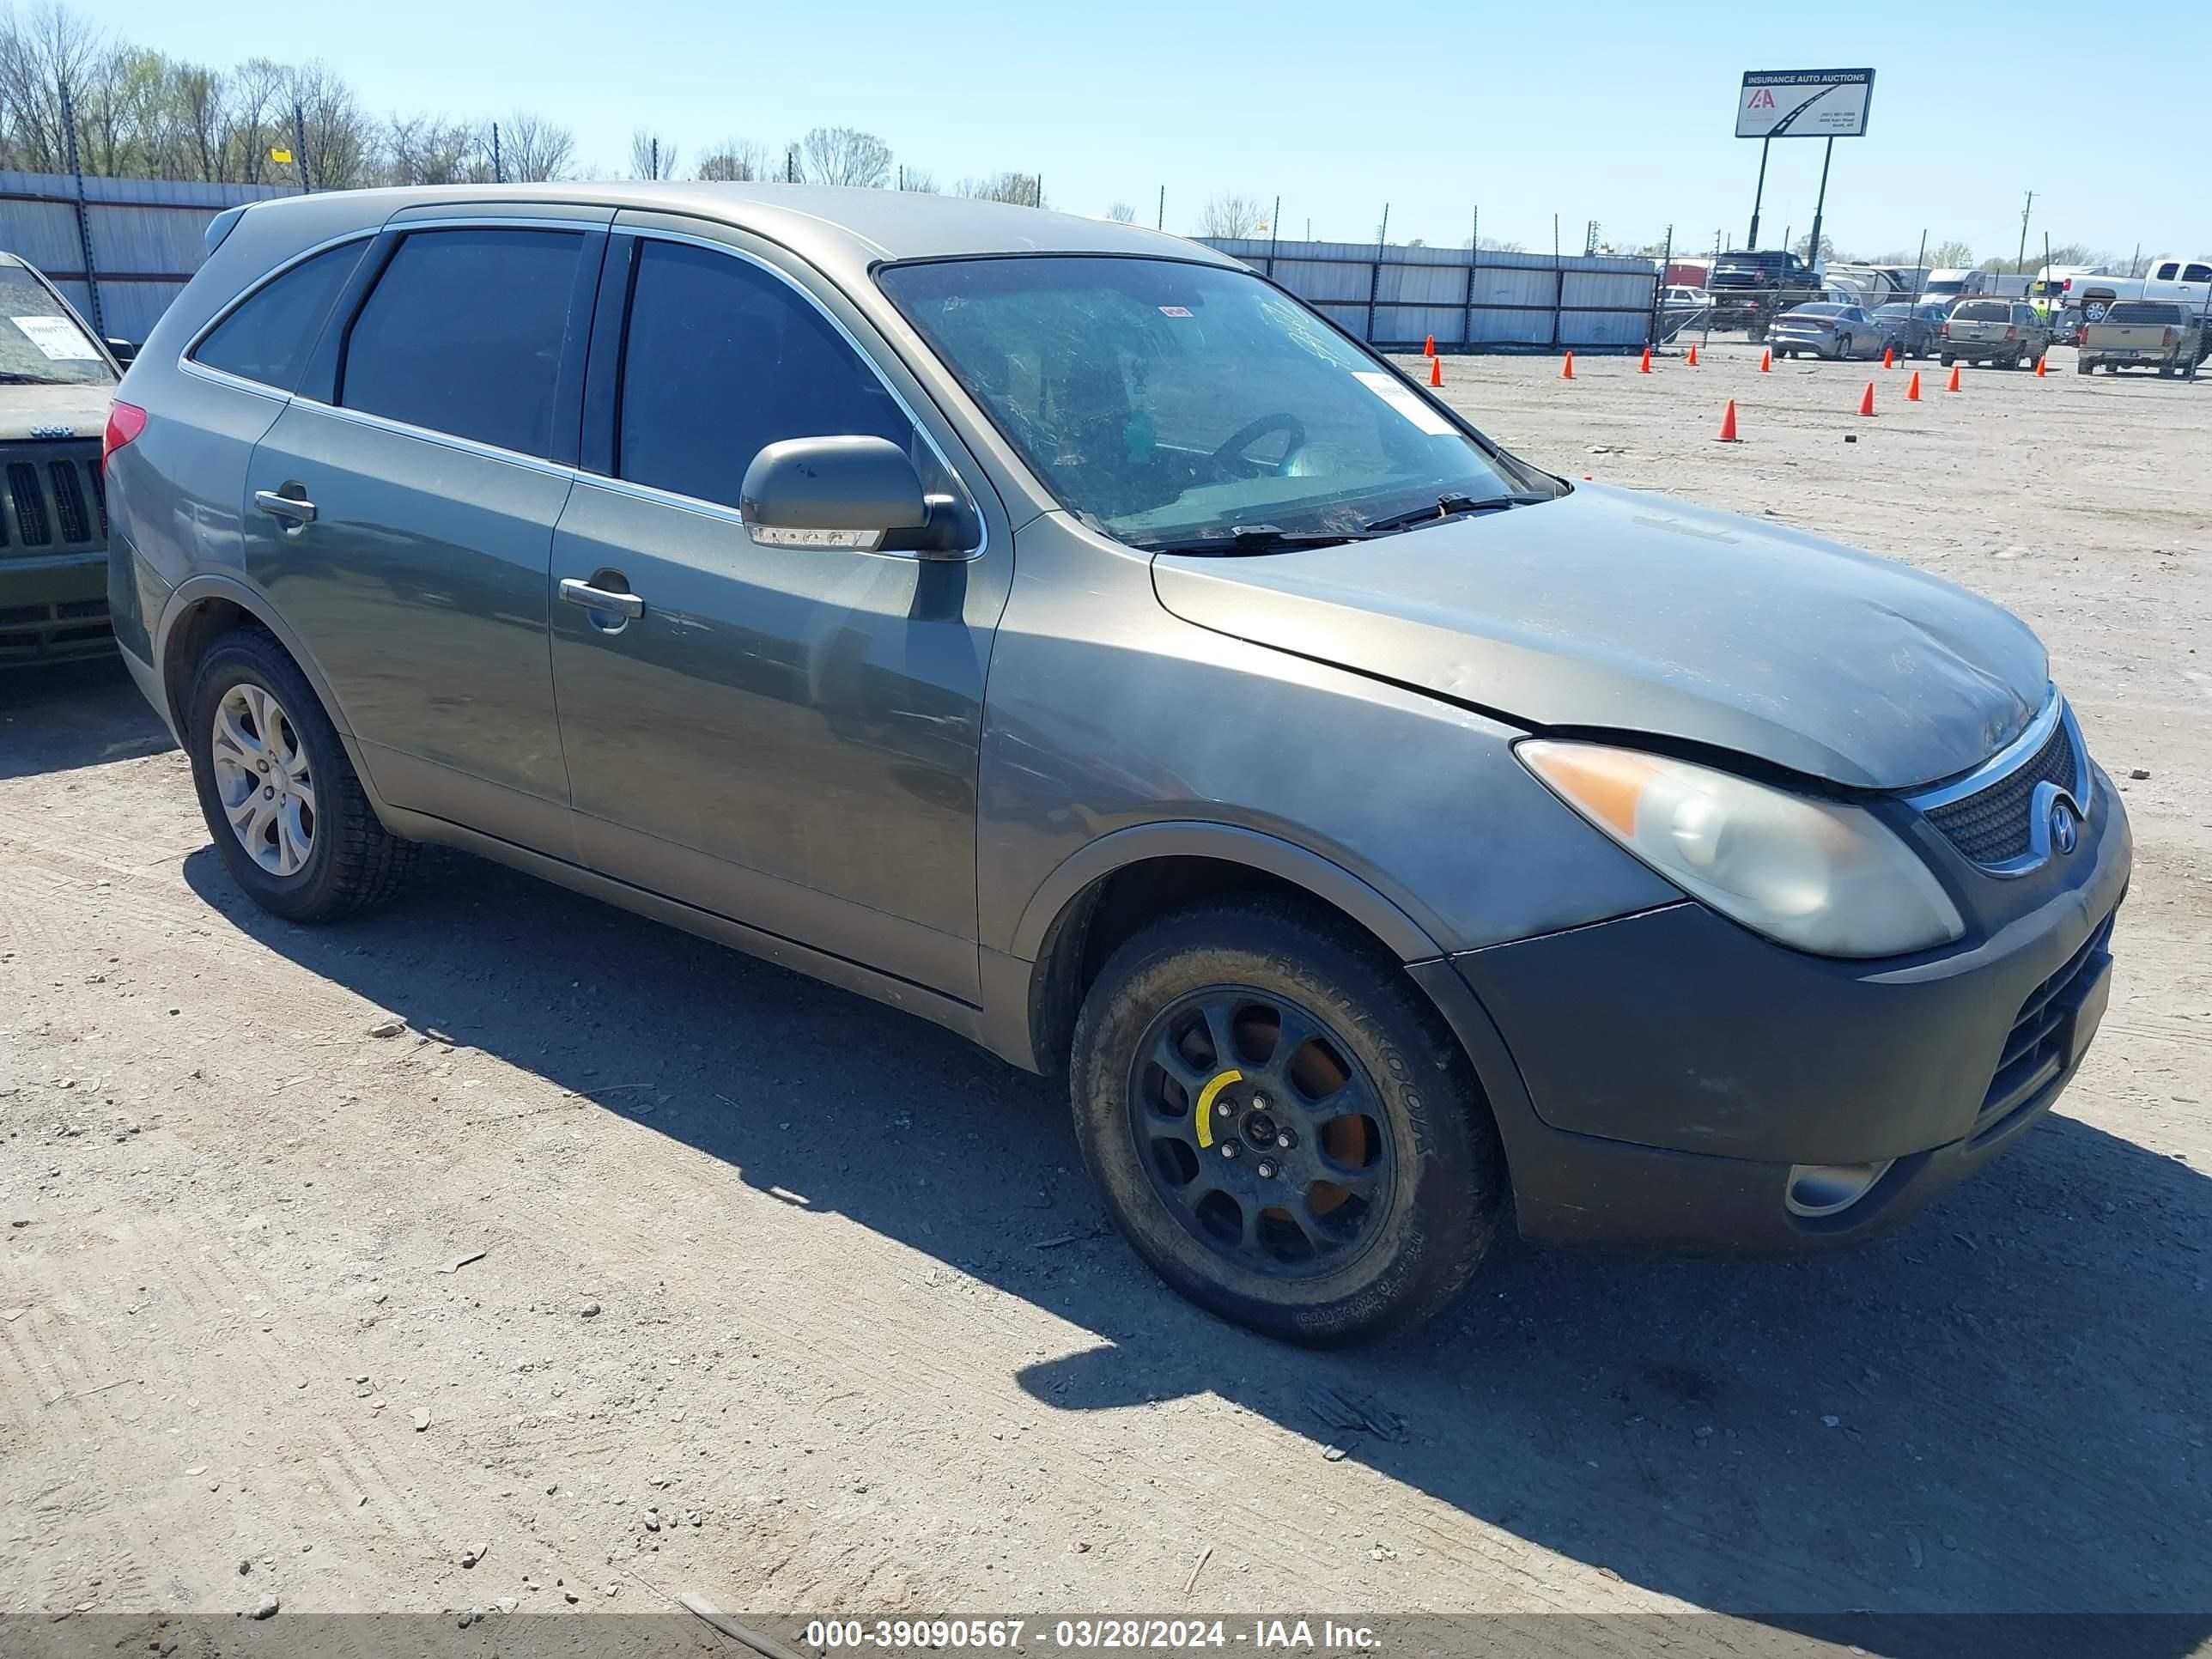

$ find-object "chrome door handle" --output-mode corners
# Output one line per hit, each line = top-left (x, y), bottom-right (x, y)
(254, 489), (316, 526)
(559, 578), (644, 619)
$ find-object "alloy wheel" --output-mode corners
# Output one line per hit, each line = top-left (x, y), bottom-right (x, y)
(1127, 987), (1395, 1278)
(210, 683), (317, 878)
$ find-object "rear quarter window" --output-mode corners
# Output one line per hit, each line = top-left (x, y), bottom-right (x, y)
(192, 241), (366, 391)
(337, 228), (583, 458)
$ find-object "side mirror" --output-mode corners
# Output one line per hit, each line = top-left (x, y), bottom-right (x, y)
(105, 337), (138, 366)
(739, 434), (975, 558)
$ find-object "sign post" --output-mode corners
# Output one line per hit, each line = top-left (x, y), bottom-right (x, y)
(1737, 69), (1875, 254)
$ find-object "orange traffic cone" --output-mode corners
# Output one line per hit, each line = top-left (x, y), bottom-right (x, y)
(1857, 381), (1876, 416)
(1759, 347), (1772, 373)
(1424, 333), (1436, 358)
(1882, 346), (1896, 368)
(1561, 351), (1576, 380)
(1429, 355), (1443, 387)
(1906, 370), (1922, 401)
(2035, 354), (2048, 377)
(1717, 399), (1740, 442)
(1686, 343), (1699, 366)
(1638, 346), (1653, 374)
(1946, 363), (1962, 392)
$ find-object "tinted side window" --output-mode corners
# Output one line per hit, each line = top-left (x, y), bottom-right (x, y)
(2186, 264), (2212, 284)
(340, 228), (582, 457)
(193, 241), (366, 390)
(616, 240), (918, 511)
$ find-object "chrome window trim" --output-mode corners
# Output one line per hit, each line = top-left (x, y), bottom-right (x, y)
(276, 395), (582, 482)
(1905, 689), (2094, 879)
(601, 222), (986, 563)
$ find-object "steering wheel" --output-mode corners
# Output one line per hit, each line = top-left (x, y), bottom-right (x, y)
(1211, 413), (1308, 477)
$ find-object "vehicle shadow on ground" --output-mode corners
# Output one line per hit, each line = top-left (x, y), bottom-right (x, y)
(0, 657), (176, 781)
(158, 835), (2211, 1652)
(12, 668), (2205, 1645)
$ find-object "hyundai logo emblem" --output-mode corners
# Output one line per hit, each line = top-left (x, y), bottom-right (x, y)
(2050, 799), (2079, 855)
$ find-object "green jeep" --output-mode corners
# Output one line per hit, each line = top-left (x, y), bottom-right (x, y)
(0, 252), (119, 666)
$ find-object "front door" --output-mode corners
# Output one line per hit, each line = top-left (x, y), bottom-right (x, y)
(241, 223), (600, 855)
(549, 230), (1002, 1000)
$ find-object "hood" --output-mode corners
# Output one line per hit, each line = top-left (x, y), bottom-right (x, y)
(1151, 483), (2047, 791)
(0, 384), (115, 443)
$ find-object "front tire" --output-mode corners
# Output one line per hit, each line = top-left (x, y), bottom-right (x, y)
(1070, 901), (1507, 1345)
(187, 629), (415, 922)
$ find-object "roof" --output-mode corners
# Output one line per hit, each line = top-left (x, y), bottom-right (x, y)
(239, 182), (1233, 281)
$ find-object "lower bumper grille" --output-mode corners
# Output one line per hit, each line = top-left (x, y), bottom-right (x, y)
(1974, 913), (2115, 1140)
(0, 595), (112, 662)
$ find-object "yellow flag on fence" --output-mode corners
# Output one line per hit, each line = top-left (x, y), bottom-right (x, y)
(269, 146), (294, 165)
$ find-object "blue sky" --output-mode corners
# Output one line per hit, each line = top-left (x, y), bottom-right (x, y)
(105, 0), (2209, 264)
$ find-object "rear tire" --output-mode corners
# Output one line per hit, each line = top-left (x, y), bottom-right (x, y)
(1069, 901), (1506, 1345)
(186, 629), (416, 923)
(1940, 353), (1954, 367)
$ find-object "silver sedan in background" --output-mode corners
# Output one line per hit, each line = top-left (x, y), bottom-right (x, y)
(1771, 302), (1886, 360)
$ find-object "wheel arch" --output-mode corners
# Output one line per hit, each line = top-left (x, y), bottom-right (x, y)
(155, 574), (352, 744)
(1001, 823), (1448, 1079)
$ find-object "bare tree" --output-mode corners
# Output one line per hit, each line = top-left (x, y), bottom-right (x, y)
(497, 110), (574, 182)
(695, 137), (768, 181)
(797, 125), (890, 188)
(897, 166), (937, 193)
(955, 172), (1041, 207)
(1104, 200), (1136, 224)
(1200, 192), (1264, 238)
(0, 2), (104, 171)
(378, 112), (484, 185)
(1927, 240), (1975, 269)
(628, 126), (677, 179)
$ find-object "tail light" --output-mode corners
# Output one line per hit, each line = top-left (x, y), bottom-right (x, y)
(2002, 325), (2018, 341)
(102, 399), (147, 469)
(2165, 327), (2179, 347)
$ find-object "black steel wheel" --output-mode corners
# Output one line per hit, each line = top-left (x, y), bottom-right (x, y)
(1126, 984), (1396, 1279)
(1071, 900), (1506, 1345)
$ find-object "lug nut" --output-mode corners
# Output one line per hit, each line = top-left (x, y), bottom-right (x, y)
(1219, 1141), (1239, 1159)
(1255, 1158), (1278, 1179)
(1276, 1131), (1294, 1150)
(1250, 1093), (1271, 1111)
(1216, 1100), (1234, 1117)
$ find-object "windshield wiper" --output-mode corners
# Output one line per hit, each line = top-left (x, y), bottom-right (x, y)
(1146, 524), (1370, 556)
(1360, 493), (1548, 537)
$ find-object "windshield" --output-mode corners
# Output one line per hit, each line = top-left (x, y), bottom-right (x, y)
(877, 256), (1544, 550)
(0, 269), (113, 386)
(1787, 304), (1843, 318)
(2106, 302), (2179, 324)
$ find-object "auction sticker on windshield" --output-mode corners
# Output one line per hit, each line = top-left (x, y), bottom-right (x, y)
(1352, 369), (1456, 435)
(10, 315), (99, 360)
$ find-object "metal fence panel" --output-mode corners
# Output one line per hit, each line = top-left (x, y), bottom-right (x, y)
(1205, 235), (1657, 353)
(0, 169), (295, 343)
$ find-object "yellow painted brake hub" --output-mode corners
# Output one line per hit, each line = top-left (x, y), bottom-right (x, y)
(1194, 1068), (1243, 1148)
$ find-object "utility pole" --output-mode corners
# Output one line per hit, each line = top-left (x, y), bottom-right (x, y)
(491, 121), (503, 184)
(1911, 229), (1927, 301)
(1157, 184), (1164, 231)
(2016, 188), (2034, 276)
(293, 102), (311, 192)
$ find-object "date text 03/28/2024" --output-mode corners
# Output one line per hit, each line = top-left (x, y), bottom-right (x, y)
(803, 1619), (1381, 1650)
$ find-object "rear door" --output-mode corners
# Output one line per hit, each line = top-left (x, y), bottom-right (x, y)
(240, 210), (608, 855)
(545, 219), (1010, 1000)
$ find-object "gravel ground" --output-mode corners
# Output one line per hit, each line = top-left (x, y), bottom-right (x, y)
(2, 342), (2208, 1646)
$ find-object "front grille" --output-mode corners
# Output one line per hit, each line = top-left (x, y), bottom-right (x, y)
(1974, 913), (2114, 1140)
(0, 442), (106, 557)
(0, 593), (112, 662)
(1924, 716), (2080, 866)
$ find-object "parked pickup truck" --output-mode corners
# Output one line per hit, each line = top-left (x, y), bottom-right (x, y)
(2077, 300), (2211, 375)
(1937, 300), (2051, 369)
(1706, 249), (1823, 340)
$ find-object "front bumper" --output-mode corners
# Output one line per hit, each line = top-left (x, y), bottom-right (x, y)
(1418, 770), (2132, 1250)
(1771, 333), (1842, 357)
(0, 550), (111, 665)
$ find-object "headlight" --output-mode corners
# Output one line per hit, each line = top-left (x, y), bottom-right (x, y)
(1517, 740), (1965, 958)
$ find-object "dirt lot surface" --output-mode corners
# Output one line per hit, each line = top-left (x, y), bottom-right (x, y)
(3, 343), (2209, 1647)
